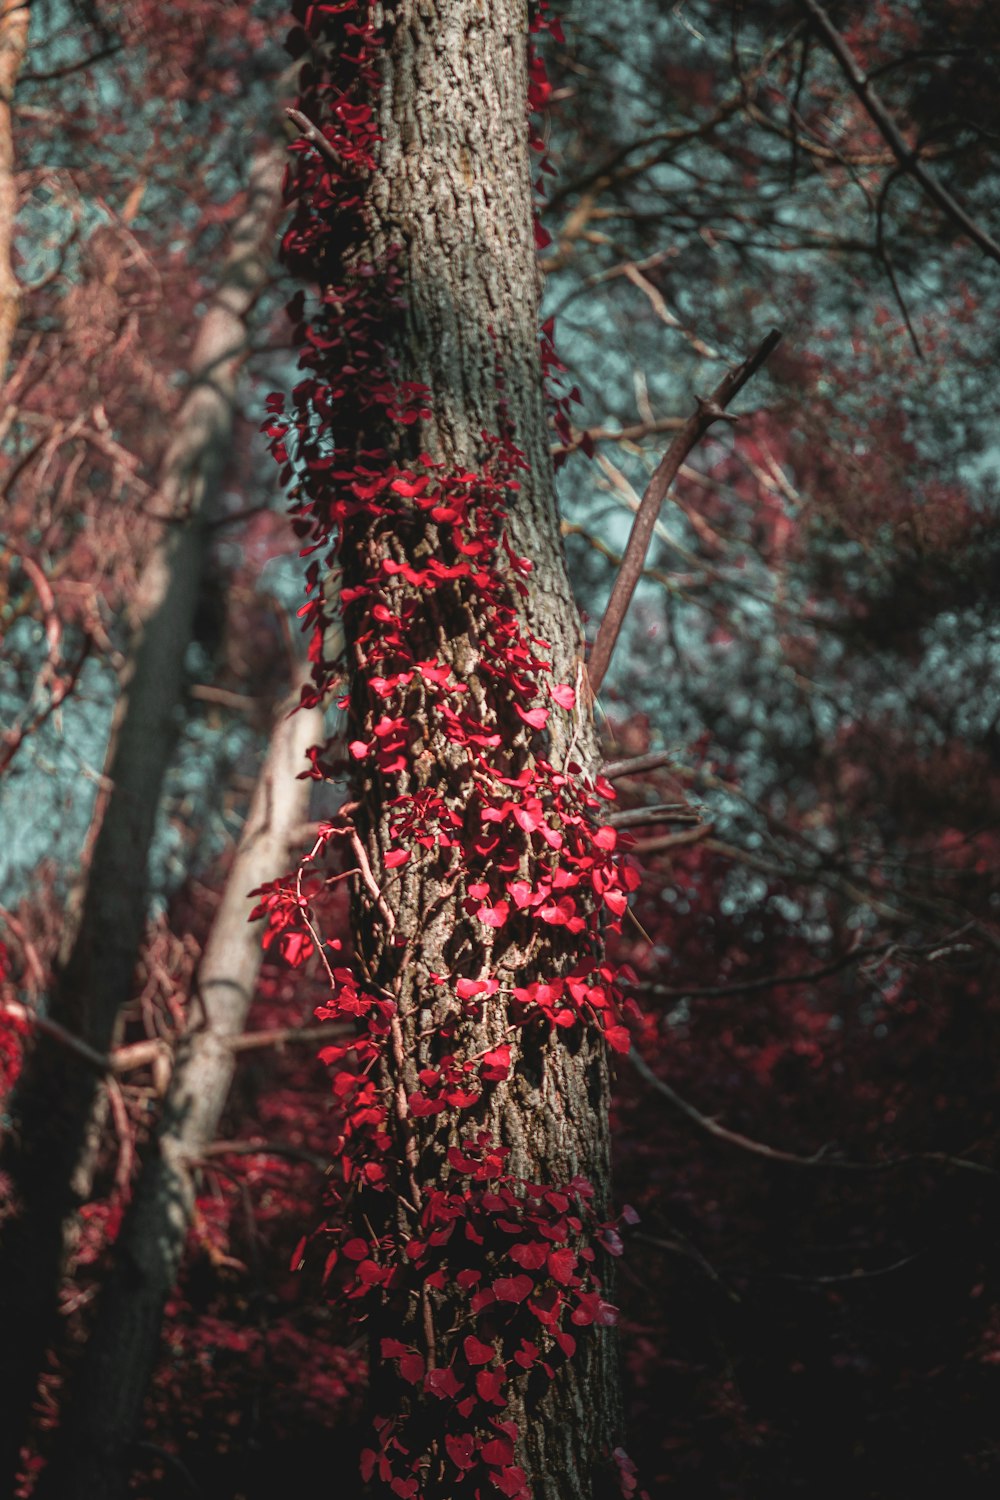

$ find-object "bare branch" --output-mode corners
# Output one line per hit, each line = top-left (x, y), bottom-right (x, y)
(551, 413), (685, 459)
(629, 1049), (998, 1179)
(0, 1005), (345, 1077)
(285, 107), (348, 171)
(631, 825), (714, 855)
(799, 0), (1000, 266)
(196, 1139), (329, 1170)
(586, 328), (781, 696)
(607, 802), (701, 829)
(644, 939), (884, 1000)
(0, 1002), (111, 1074)
(602, 751), (680, 780)
(0, 632), (90, 776)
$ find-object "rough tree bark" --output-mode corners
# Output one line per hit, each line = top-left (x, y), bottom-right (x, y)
(0, 0), (29, 382)
(311, 5), (622, 1495)
(0, 144), (283, 1494)
(36, 667), (323, 1500)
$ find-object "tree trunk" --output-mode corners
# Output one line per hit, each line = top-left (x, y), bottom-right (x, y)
(0, 144), (283, 1495)
(282, 5), (623, 1495)
(36, 668), (323, 1500)
(0, 0), (29, 383)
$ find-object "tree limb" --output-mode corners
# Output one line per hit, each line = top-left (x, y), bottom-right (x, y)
(586, 328), (781, 696)
(629, 1048), (998, 1179)
(799, 0), (1000, 266)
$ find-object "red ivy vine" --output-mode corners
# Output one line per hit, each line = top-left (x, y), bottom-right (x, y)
(260, 4), (640, 1496)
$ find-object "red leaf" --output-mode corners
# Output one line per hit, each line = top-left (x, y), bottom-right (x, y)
(482, 1437), (516, 1468)
(425, 1365), (463, 1399)
(547, 1247), (577, 1284)
(383, 847), (410, 868)
(601, 1227), (624, 1256)
(399, 1351), (425, 1384)
(490, 1466), (529, 1497)
(278, 930), (312, 968)
(493, 1273), (534, 1303)
(551, 683), (576, 709)
(481, 1044), (511, 1082)
(463, 1334), (495, 1366)
(476, 1368), (507, 1404)
(457, 977), (497, 999)
(446, 1434), (476, 1471)
(477, 901), (510, 929)
(515, 704), (549, 730)
(604, 1025), (631, 1054)
(509, 1241), (548, 1270)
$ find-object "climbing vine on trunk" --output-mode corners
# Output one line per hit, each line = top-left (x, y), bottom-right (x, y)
(263, 5), (638, 1496)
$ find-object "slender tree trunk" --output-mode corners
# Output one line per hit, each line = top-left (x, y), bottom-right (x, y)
(0, 0), (28, 383)
(0, 144), (283, 1495)
(289, 5), (622, 1494)
(36, 668), (322, 1500)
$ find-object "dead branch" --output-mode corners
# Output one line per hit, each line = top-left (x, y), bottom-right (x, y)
(602, 750), (680, 780)
(607, 803), (701, 829)
(586, 328), (781, 696)
(629, 1048), (998, 1179)
(631, 825), (714, 855)
(552, 413), (685, 459)
(799, 0), (1000, 266)
(285, 107), (348, 171)
(0, 1003), (344, 1076)
(196, 1139), (329, 1170)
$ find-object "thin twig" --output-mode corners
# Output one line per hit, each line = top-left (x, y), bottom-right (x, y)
(631, 825), (713, 855)
(644, 937), (882, 1000)
(874, 166), (923, 358)
(0, 1002), (110, 1072)
(587, 328), (782, 695)
(799, 0), (1000, 265)
(0, 1006), (348, 1076)
(285, 108), (348, 171)
(196, 1140), (329, 1170)
(629, 1048), (998, 1179)
(551, 413), (685, 458)
(227, 1022), (347, 1054)
(602, 750), (680, 780)
(608, 802), (701, 829)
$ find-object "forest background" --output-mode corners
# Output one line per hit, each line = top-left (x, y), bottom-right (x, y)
(1, 0), (999, 1496)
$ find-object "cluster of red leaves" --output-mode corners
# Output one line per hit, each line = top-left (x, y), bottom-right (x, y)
(260, 3), (637, 1495)
(352, 1140), (626, 1499)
